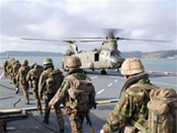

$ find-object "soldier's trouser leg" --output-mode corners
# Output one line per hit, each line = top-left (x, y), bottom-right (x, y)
(4, 71), (8, 78)
(21, 82), (29, 104)
(32, 88), (42, 113)
(43, 98), (50, 124)
(69, 112), (85, 133)
(12, 77), (16, 88)
(54, 106), (64, 132)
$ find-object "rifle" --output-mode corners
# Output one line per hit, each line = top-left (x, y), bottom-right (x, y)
(85, 113), (94, 133)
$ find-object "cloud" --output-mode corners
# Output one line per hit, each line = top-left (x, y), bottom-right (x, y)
(1, 0), (176, 53)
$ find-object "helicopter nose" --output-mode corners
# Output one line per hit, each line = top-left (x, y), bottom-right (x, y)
(110, 57), (124, 68)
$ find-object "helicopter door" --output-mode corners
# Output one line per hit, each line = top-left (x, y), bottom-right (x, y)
(94, 53), (99, 61)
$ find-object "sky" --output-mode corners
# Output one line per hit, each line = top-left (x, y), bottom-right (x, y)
(0, 0), (176, 53)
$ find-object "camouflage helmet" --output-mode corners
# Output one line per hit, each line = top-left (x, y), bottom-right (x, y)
(43, 57), (53, 65)
(30, 62), (37, 69)
(22, 60), (28, 65)
(66, 56), (82, 68)
(121, 58), (144, 75)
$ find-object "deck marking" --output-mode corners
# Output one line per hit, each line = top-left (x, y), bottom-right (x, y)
(152, 81), (177, 87)
(108, 76), (117, 78)
(108, 83), (113, 87)
(90, 76), (98, 79)
(114, 80), (118, 82)
(0, 71), (4, 79)
(97, 89), (105, 94)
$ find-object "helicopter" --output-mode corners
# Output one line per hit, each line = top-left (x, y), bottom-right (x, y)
(62, 34), (124, 74)
(21, 30), (169, 75)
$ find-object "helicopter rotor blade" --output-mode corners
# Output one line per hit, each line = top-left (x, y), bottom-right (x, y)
(76, 40), (103, 42)
(64, 37), (105, 39)
(21, 38), (63, 42)
(116, 37), (170, 43)
(21, 37), (104, 43)
(21, 38), (78, 43)
(104, 28), (123, 36)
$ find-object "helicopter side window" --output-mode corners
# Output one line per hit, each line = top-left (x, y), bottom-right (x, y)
(94, 53), (99, 61)
(111, 51), (120, 57)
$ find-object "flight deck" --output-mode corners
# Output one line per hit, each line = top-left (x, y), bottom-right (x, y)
(0, 69), (176, 133)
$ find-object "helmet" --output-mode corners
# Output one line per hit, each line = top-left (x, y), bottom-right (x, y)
(121, 58), (144, 75)
(43, 58), (53, 65)
(30, 62), (37, 69)
(66, 56), (82, 68)
(22, 60), (28, 65)
(15, 60), (19, 63)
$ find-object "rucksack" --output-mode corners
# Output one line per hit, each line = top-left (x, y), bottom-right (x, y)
(34, 65), (43, 79)
(46, 69), (64, 94)
(20, 66), (30, 80)
(66, 75), (96, 112)
(147, 88), (177, 133)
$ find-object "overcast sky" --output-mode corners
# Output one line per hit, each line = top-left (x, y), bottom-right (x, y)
(0, 0), (176, 53)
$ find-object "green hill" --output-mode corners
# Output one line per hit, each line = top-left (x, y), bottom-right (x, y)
(121, 50), (177, 59)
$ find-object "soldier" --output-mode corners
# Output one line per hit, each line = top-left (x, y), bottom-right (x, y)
(49, 56), (96, 133)
(12, 60), (21, 94)
(6, 58), (16, 80)
(38, 58), (64, 133)
(26, 62), (43, 113)
(17, 59), (30, 104)
(100, 58), (158, 133)
(3, 60), (8, 78)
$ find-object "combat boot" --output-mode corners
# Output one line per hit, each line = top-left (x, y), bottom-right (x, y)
(43, 119), (49, 124)
(15, 87), (19, 94)
(37, 107), (43, 114)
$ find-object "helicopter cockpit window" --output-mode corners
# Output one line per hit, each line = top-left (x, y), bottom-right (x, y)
(111, 51), (120, 57)
(94, 53), (99, 61)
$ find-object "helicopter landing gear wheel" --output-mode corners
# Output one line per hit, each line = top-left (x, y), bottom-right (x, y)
(101, 69), (107, 75)
(116, 68), (120, 72)
(92, 68), (95, 71)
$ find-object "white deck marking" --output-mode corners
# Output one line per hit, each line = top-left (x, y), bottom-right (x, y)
(114, 80), (118, 82)
(0, 72), (4, 79)
(90, 76), (98, 79)
(97, 89), (105, 94)
(108, 83), (113, 87)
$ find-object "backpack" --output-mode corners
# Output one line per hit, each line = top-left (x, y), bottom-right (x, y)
(66, 75), (96, 112)
(46, 69), (64, 94)
(147, 88), (177, 133)
(34, 65), (43, 79)
(20, 66), (30, 80)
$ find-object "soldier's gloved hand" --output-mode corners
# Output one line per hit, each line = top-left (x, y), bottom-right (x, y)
(49, 99), (54, 108)
(100, 129), (109, 133)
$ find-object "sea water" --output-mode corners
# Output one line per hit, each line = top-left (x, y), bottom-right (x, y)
(0, 56), (177, 72)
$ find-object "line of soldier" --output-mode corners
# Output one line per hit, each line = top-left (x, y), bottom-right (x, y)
(3, 56), (167, 133)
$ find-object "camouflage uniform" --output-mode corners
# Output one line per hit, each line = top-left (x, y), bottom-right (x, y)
(100, 58), (158, 133)
(6, 58), (16, 80)
(38, 58), (64, 132)
(12, 60), (21, 92)
(26, 63), (43, 113)
(3, 60), (8, 78)
(50, 56), (94, 133)
(17, 60), (30, 104)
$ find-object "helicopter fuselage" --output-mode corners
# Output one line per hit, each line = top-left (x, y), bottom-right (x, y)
(62, 49), (124, 72)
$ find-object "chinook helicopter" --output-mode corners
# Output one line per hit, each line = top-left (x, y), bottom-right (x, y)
(22, 30), (168, 75)
(62, 32), (124, 74)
